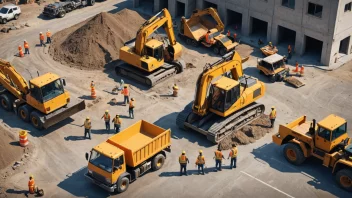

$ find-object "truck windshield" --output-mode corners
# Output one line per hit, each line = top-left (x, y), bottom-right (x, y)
(331, 123), (347, 141)
(41, 79), (64, 102)
(90, 150), (113, 173)
(219, 36), (231, 43)
(0, 8), (9, 14)
(273, 60), (285, 69)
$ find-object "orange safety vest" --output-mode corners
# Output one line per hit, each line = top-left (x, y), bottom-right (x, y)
(121, 88), (129, 96)
(28, 179), (35, 194)
(46, 31), (51, 38)
(196, 155), (205, 165)
(24, 42), (29, 49)
(230, 147), (238, 158)
(18, 46), (22, 51)
(179, 155), (187, 164)
(103, 114), (110, 122)
(233, 33), (237, 39)
(129, 101), (134, 108)
(40, 34), (44, 41)
(84, 120), (91, 129)
(270, 109), (277, 119)
(205, 33), (210, 43)
(113, 117), (121, 125)
(215, 150), (223, 160)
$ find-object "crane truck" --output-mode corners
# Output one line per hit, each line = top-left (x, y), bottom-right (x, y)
(85, 120), (171, 193)
(272, 114), (352, 191)
(176, 51), (265, 143)
(0, 59), (85, 129)
(118, 8), (185, 87)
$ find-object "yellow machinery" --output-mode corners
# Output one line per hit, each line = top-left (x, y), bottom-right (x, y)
(0, 59), (85, 129)
(272, 114), (352, 191)
(118, 8), (185, 87)
(176, 51), (265, 143)
(179, 7), (238, 56)
(257, 54), (288, 83)
(85, 120), (171, 193)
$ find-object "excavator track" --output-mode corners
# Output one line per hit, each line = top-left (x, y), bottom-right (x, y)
(116, 60), (185, 87)
(177, 103), (265, 144)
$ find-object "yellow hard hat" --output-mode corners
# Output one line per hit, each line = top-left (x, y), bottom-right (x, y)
(86, 117), (89, 120)
(131, 98), (135, 101)
(40, 32), (42, 34)
(269, 42), (272, 44)
(199, 150), (203, 153)
(182, 151), (185, 154)
(105, 110), (109, 113)
(30, 174), (34, 178)
(47, 29), (50, 31)
(271, 106), (275, 109)
(124, 85), (127, 88)
(116, 114), (119, 117)
(18, 45), (21, 47)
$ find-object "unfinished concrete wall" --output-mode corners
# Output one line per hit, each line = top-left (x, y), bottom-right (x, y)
(168, 0), (196, 17)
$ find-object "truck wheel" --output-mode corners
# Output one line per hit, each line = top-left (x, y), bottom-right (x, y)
(213, 47), (220, 54)
(283, 143), (306, 165)
(219, 48), (227, 56)
(269, 75), (276, 83)
(58, 11), (66, 18)
(0, 93), (14, 111)
(117, 177), (129, 193)
(14, 14), (19, 20)
(191, 40), (199, 47)
(1, 18), (7, 24)
(186, 38), (192, 45)
(30, 111), (44, 129)
(87, 0), (95, 6)
(336, 169), (352, 191)
(18, 105), (32, 122)
(152, 154), (165, 171)
(259, 70), (264, 75)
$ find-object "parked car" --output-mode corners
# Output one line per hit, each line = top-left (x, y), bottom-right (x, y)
(0, 4), (21, 24)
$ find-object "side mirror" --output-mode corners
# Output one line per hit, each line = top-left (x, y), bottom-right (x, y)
(62, 79), (66, 86)
(85, 152), (89, 161)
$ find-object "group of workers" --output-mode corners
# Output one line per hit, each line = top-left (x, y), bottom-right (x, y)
(179, 145), (238, 175)
(17, 30), (51, 57)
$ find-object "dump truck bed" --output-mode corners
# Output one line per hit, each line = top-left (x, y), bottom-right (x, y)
(107, 120), (171, 167)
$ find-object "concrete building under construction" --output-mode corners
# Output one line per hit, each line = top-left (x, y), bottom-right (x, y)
(133, 0), (352, 67)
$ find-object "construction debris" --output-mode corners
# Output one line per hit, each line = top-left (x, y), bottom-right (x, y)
(285, 76), (305, 88)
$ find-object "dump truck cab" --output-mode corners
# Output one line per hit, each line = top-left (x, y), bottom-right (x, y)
(257, 54), (288, 83)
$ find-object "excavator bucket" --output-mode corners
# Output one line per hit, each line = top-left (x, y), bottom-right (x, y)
(42, 100), (86, 129)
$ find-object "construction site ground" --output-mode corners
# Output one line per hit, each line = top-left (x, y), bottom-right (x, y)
(1, 0), (352, 197)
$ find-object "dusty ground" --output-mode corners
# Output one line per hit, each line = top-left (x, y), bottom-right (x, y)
(0, 0), (352, 198)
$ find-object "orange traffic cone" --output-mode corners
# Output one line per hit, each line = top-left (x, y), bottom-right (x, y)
(18, 45), (24, 57)
(293, 62), (299, 72)
(91, 81), (96, 99)
(299, 66), (304, 76)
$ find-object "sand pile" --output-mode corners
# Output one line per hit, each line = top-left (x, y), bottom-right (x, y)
(219, 115), (272, 150)
(49, 9), (146, 70)
(0, 126), (23, 170)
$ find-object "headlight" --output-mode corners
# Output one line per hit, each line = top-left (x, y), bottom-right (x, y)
(105, 178), (111, 184)
(88, 169), (92, 175)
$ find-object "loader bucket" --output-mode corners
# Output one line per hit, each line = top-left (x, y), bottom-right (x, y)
(42, 100), (86, 129)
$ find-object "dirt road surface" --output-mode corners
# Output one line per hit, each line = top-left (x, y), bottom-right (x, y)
(0, 0), (352, 197)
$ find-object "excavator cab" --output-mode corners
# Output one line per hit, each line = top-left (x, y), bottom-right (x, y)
(144, 40), (164, 62)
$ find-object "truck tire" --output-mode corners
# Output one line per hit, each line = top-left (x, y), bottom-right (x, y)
(213, 47), (219, 54)
(191, 40), (199, 47)
(30, 111), (44, 129)
(336, 169), (352, 192)
(117, 177), (129, 193)
(152, 154), (165, 171)
(1, 18), (7, 24)
(283, 143), (306, 165)
(269, 75), (276, 83)
(58, 11), (66, 18)
(219, 48), (227, 56)
(18, 105), (32, 122)
(14, 14), (19, 20)
(0, 93), (14, 111)
(186, 38), (192, 45)
(87, 0), (95, 6)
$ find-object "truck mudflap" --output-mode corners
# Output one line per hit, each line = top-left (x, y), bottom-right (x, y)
(42, 100), (86, 129)
(85, 173), (115, 193)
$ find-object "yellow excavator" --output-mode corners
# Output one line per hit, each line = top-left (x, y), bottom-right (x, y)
(118, 8), (185, 87)
(0, 59), (85, 129)
(176, 52), (265, 143)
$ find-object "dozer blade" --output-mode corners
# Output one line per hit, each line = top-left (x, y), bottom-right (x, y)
(42, 100), (86, 129)
(284, 77), (305, 88)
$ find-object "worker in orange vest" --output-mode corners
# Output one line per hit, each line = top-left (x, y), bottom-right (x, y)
(228, 144), (238, 169)
(121, 85), (129, 105)
(101, 110), (111, 131)
(214, 147), (225, 171)
(112, 114), (122, 133)
(205, 31), (214, 44)
(288, 45), (292, 59)
(227, 30), (230, 37)
(269, 106), (276, 128)
(46, 29), (51, 44)
(18, 45), (24, 57)
(195, 150), (205, 175)
(233, 33), (237, 42)
(179, 151), (189, 176)
(39, 32), (45, 46)
(24, 40), (30, 55)
(129, 98), (135, 119)
(28, 175), (35, 194)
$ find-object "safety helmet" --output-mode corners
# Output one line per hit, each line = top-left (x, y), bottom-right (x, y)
(131, 98), (135, 101)
(24, 40), (26, 42)
(116, 114), (119, 117)
(18, 45), (21, 47)
(47, 29), (50, 31)
(40, 32), (42, 34)
(269, 42), (272, 44)
(105, 110), (109, 113)
(29, 174), (34, 179)
(124, 85), (127, 88)
(182, 151), (185, 154)
(199, 150), (203, 153)
(86, 117), (89, 120)
(271, 106), (275, 109)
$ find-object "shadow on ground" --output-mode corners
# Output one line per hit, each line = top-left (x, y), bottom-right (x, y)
(252, 142), (351, 197)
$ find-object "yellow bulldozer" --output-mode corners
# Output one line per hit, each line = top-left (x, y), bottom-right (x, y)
(272, 114), (352, 191)
(176, 51), (265, 143)
(0, 59), (85, 129)
(118, 8), (185, 87)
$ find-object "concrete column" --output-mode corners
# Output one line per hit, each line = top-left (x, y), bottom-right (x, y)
(169, 0), (177, 17)
(295, 32), (305, 55)
(185, 0), (196, 18)
(266, 21), (272, 43)
(196, 0), (203, 9)
(154, 0), (160, 13)
(242, 11), (250, 36)
(270, 22), (278, 45)
(133, 0), (140, 7)
(217, 1), (226, 22)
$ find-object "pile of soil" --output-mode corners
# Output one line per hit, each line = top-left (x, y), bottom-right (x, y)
(0, 126), (23, 170)
(49, 9), (146, 70)
(219, 115), (272, 150)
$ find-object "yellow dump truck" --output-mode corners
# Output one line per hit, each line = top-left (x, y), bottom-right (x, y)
(272, 114), (352, 191)
(85, 120), (171, 193)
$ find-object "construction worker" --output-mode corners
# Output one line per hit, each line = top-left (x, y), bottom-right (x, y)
(227, 30), (231, 37)
(288, 45), (292, 59)
(24, 40), (30, 55)
(269, 106), (276, 128)
(172, 84), (178, 97)
(300, 65), (305, 76)
(269, 41), (273, 48)
(233, 33), (237, 42)
(18, 45), (24, 57)
(195, 150), (205, 175)
(101, 110), (111, 131)
(179, 151), (189, 176)
(39, 32), (45, 46)
(214, 148), (225, 171)
(129, 98), (135, 119)
(28, 175), (35, 194)
(83, 117), (91, 139)
(121, 85), (129, 105)
(205, 31), (214, 44)
(228, 144), (238, 169)
(46, 29), (51, 44)
(112, 114), (122, 133)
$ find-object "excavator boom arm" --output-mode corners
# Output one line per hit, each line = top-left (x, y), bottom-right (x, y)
(135, 9), (177, 55)
(190, 7), (224, 32)
(0, 59), (28, 99)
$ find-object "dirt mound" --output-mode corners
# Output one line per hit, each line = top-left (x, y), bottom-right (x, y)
(49, 9), (145, 70)
(219, 115), (272, 150)
(0, 126), (23, 170)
